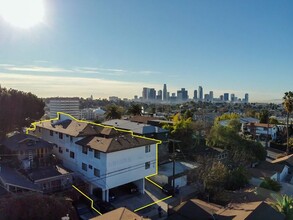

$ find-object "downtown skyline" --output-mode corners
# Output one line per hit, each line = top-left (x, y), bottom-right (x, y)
(0, 0), (292, 103)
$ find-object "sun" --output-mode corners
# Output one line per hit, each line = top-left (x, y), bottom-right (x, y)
(0, 0), (45, 28)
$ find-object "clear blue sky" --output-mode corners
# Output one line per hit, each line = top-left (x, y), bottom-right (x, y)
(0, 0), (292, 102)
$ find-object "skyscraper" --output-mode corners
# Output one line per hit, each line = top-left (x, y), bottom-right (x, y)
(244, 93), (249, 103)
(163, 84), (167, 101)
(231, 93), (235, 102)
(199, 86), (203, 100)
(224, 93), (229, 101)
(209, 91), (214, 102)
(193, 90), (198, 100)
(157, 90), (163, 100)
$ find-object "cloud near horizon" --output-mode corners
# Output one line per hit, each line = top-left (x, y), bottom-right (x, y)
(0, 72), (160, 99)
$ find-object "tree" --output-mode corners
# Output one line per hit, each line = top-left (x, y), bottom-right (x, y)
(260, 177), (282, 192)
(128, 104), (142, 116)
(269, 117), (279, 125)
(203, 161), (228, 195)
(0, 87), (44, 138)
(227, 119), (242, 132)
(259, 109), (270, 123)
(215, 113), (240, 123)
(225, 166), (249, 190)
(273, 195), (293, 220)
(207, 124), (266, 164)
(105, 105), (122, 119)
(163, 113), (193, 151)
(283, 91), (293, 155)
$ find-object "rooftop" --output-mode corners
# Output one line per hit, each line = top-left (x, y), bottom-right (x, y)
(1, 133), (53, 152)
(103, 119), (168, 135)
(76, 133), (157, 153)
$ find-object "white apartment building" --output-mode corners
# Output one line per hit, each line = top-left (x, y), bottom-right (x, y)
(48, 98), (80, 119)
(30, 113), (157, 202)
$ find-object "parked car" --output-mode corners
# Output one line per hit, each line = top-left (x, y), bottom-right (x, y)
(94, 199), (115, 214)
(162, 183), (175, 196)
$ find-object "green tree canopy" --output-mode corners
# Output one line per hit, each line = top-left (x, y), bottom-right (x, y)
(215, 113), (240, 123)
(0, 87), (44, 137)
(260, 177), (282, 192)
(259, 109), (270, 123)
(283, 91), (293, 155)
(127, 104), (142, 116)
(105, 105), (123, 119)
(163, 113), (193, 151)
(207, 124), (266, 164)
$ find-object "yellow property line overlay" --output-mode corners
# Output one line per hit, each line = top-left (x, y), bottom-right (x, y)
(72, 184), (103, 216)
(134, 195), (173, 212)
(26, 112), (172, 214)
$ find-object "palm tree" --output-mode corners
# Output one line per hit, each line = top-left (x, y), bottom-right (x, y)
(273, 194), (293, 219)
(283, 91), (293, 155)
(105, 105), (122, 119)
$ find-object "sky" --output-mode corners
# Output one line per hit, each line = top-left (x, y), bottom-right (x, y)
(0, 0), (292, 102)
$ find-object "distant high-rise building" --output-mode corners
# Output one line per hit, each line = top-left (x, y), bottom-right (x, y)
(142, 87), (149, 100)
(224, 93), (229, 101)
(204, 94), (210, 101)
(220, 95), (224, 101)
(209, 91), (214, 101)
(134, 95), (138, 100)
(177, 88), (188, 101)
(157, 90), (163, 100)
(231, 94), (235, 102)
(163, 84), (167, 101)
(245, 93), (249, 103)
(149, 88), (156, 99)
(142, 87), (156, 100)
(193, 90), (198, 100)
(167, 92), (170, 100)
(48, 98), (80, 119)
(199, 86), (203, 100)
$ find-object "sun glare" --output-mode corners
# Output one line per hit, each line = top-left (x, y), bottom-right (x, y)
(0, 0), (45, 28)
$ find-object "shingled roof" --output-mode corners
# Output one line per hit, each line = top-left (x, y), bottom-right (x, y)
(76, 133), (157, 153)
(36, 119), (100, 137)
(1, 133), (53, 151)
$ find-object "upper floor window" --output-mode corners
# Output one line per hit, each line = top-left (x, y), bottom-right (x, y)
(145, 145), (151, 153)
(145, 162), (150, 169)
(94, 150), (100, 159)
(58, 147), (63, 154)
(50, 130), (53, 136)
(94, 168), (100, 177)
(70, 151), (75, 159)
(59, 133), (63, 139)
(82, 163), (87, 171)
(70, 136), (73, 142)
(82, 146), (87, 154)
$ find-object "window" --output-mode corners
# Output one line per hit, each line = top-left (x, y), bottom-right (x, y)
(50, 130), (53, 136)
(94, 168), (100, 177)
(145, 162), (150, 169)
(59, 133), (63, 139)
(89, 148), (93, 152)
(94, 150), (100, 159)
(70, 151), (75, 159)
(89, 165), (92, 169)
(66, 134), (69, 137)
(70, 136), (73, 142)
(59, 147), (63, 154)
(145, 145), (151, 153)
(66, 148), (69, 152)
(82, 163), (87, 171)
(82, 146), (87, 154)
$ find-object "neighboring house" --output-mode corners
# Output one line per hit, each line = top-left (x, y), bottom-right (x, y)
(248, 161), (289, 186)
(272, 154), (293, 183)
(167, 199), (285, 220)
(150, 161), (198, 188)
(244, 123), (279, 140)
(193, 146), (229, 162)
(1, 133), (53, 169)
(30, 113), (158, 202)
(89, 207), (150, 220)
(215, 201), (285, 220)
(0, 133), (73, 193)
(103, 119), (169, 164)
(80, 108), (105, 121)
(219, 117), (259, 127)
